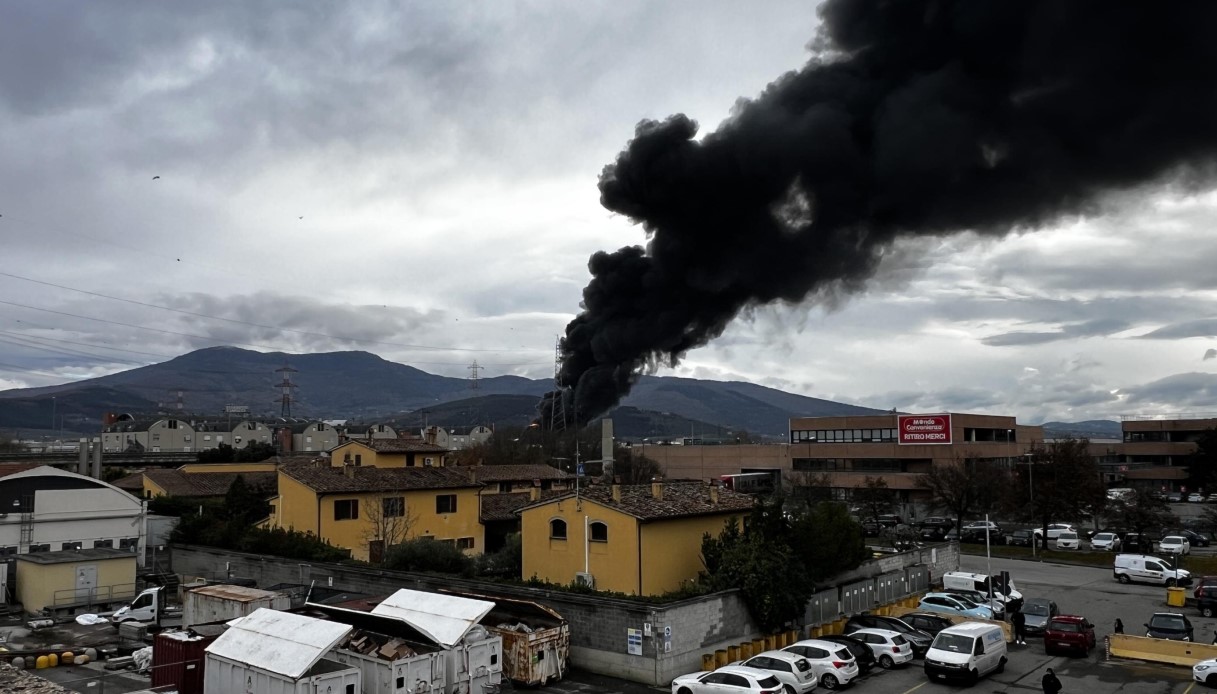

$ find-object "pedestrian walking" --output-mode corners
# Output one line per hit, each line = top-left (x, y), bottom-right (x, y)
(1012, 607), (1027, 645)
(1114, 618), (1124, 635)
(1041, 667), (1062, 694)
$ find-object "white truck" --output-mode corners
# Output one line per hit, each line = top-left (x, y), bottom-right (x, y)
(111, 586), (170, 627)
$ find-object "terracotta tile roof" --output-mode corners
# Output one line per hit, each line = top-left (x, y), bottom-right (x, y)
(111, 472), (146, 491)
(522, 481), (754, 521)
(144, 469), (277, 497)
(460, 464), (572, 483)
(479, 490), (565, 522)
(280, 464), (478, 493)
(341, 439), (449, 454)
(0, 464), (45, 479)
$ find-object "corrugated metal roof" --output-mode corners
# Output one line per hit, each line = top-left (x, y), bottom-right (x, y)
(189, 585), (282, 603)
(370, 588), (495, 648)
(204, 608), (350, 679)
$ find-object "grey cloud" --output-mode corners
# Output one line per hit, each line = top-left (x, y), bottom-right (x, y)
(981, 318), (1130, 347)
(1120, 372), (1217, 409)
(1137, 320), (1217, 340)
(1205, 349), (1217, 361)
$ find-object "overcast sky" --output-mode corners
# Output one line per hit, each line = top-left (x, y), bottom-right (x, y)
(2, 1), (1216, 426)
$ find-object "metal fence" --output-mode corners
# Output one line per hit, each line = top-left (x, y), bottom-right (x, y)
(839, 578), (877, 615)
(53, 582), (137, 608)
(804, 587), (840, 625)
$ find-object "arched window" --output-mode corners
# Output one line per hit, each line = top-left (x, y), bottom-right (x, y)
(550, 519), (567, 540)
(590, 521), (608, 543)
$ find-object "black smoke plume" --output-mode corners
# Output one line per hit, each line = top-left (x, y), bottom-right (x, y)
(555, 0), (1217, 426)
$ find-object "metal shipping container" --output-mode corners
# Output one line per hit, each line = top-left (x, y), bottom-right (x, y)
(151, 626), (223, 694)
(184, 584), (290, 628)
(306, 604), (449, 694)
(442, 589), (568, 686)
(204, 654), (360, 694)
(445, 624), (502, 694)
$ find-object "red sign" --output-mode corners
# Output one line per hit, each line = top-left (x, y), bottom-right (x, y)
(898, 414), (953, 445)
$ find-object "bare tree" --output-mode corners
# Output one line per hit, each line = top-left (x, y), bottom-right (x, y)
(854, 476), (898, 520)
(784, 470), (835, 507)
(917, 450), (1012, 537)
(361, 495), (418, 565)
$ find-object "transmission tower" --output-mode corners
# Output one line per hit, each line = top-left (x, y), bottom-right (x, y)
(548, 336), (569, 432)
(468, 360), (483, 390)
(275, 365), (298, 417)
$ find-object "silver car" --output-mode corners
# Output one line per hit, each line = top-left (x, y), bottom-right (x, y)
(737, 651), (819, 694)
(672, 666), (786, 694)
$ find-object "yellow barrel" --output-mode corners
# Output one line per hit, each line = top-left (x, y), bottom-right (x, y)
(753, 638), (765, 654)
(61, 652), (74, 665)
(741, 641), (753, 659)
(35, 656), (48, 670)
(47, 653), (58, 667)
(715, 649), (728, 668)
(702, 653), (715, 671)
(763, 635), (775, 651)
(810, 626), (823, 638)
(1168, 587), (1187, 607)
(728, 645), (740, 662)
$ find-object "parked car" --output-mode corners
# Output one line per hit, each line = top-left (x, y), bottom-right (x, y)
(900, 613), (955, 637)
(1090, 532), (1122, 551)
(672, 666), (787, 694)
(919, 518), (954, 541)
(1195, 576), (1217, 600)
(848, 628), (914, 669)
(942, 590), (1006, 619)
(962, 520), (1002, 535)
(1114, 553), (1191, 586)
(860, 520), (882, 537)
(1020, 598), (1060, 636)
(1197, 586), (1217, 618)
(876, 514), (903, 527)
(923, 622), (1008, 685)
(1043, 615), (1096, 656)
(1194, 657), (1217, 687)
(1005, 529), (1035, 547)
(1123, 532), (1158, 553)
(843, 614), (932, 656)
(1180, 529), (1212, 548)
(1055, 531), (1081, 550)
(917, 593), (995, 620)
(1145, 612), (1194, 641)
(736, 651), (820, 694)
(782, 639), (862, 690)
(816, 634), (877, 673)
(1032, 523), (1076, 540)
(1161, 535), (1192, 555)
(1189, 493), (1205, 503)
(1168, 492), (1183, 503)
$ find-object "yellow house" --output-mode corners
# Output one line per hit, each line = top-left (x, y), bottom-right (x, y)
(462, 464), (573, 494)
(519, 480), (754, 596)
(271, 463), (483, 562)
(16, 548), (137, 613)
(329, 439), (450, 469)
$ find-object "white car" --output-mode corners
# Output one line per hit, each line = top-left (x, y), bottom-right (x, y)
(1160, 535), (1192, 555)
(672, 666), (786, 694)
(1032, 523), (1077, 540)
(736, 651), (818, 694)
(783, 639), (861, 690)
(848, 628), (915, 669)
(1194, 657), (1217, 686)
(1090, 532), (1122, 551)
(962, 520), (1001, 534)
(1055, 531), (1081, 550)
(1190, 493), (1206, 503)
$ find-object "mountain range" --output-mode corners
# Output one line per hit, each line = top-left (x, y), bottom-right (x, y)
(0, 346), (1120, 441)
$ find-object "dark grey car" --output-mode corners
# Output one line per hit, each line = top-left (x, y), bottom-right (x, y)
(1146, 612), (1194, 641)
(1020, 598), (1059, 636)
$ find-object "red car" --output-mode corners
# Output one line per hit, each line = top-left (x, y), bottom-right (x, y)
(1194, 576), (1217, 599)
(1044, 616), (1096, 656)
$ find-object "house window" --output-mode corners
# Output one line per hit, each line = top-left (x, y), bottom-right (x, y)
(93, 539), (113, 549)
(498, 482), (512, 493)
(550, 519), (567, 540)
(354, 454), (362, 466)
(119, 538), (139, 551)
(457, 537), (475, 550)
(589, 522), (608, 543)
(217, 435), (224, 443)
(306, 436), (313, 444)
(61, 541), (83, 551)
(436, 495), (457, 514)
(28, 544), (50, 553)
(167, 420), (178, 429)
(0, 546), (17, 556)
(234, 436), (242, 444)
(204, 435), (212, 441)
(334, 500), (359, 521)
(383, 497), (405, 518)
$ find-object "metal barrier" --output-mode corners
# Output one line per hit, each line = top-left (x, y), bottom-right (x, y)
(874, 570), (905, 604)
(840, 578), (876, 615)
(804, 588), (839, 626)
(52, 582), (137, 608)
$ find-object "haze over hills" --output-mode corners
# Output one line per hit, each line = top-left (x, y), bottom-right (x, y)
(0, 346), (1120, 440)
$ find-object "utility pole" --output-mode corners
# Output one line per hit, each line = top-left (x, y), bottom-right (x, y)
(468, 360), (483, 390)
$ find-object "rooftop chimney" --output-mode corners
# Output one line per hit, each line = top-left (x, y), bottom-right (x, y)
(344, 463), (356, 479)
(709, 479), (719, 505)
(651, 477), (663, 501)
(530, 480), (541, 502)
(612, 476), (622, 503)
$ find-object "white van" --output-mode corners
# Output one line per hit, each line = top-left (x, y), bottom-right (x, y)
(1114, 554), (1191, 586)
(942, 571), (1024, 612)
(924, 622), (1007, 684)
